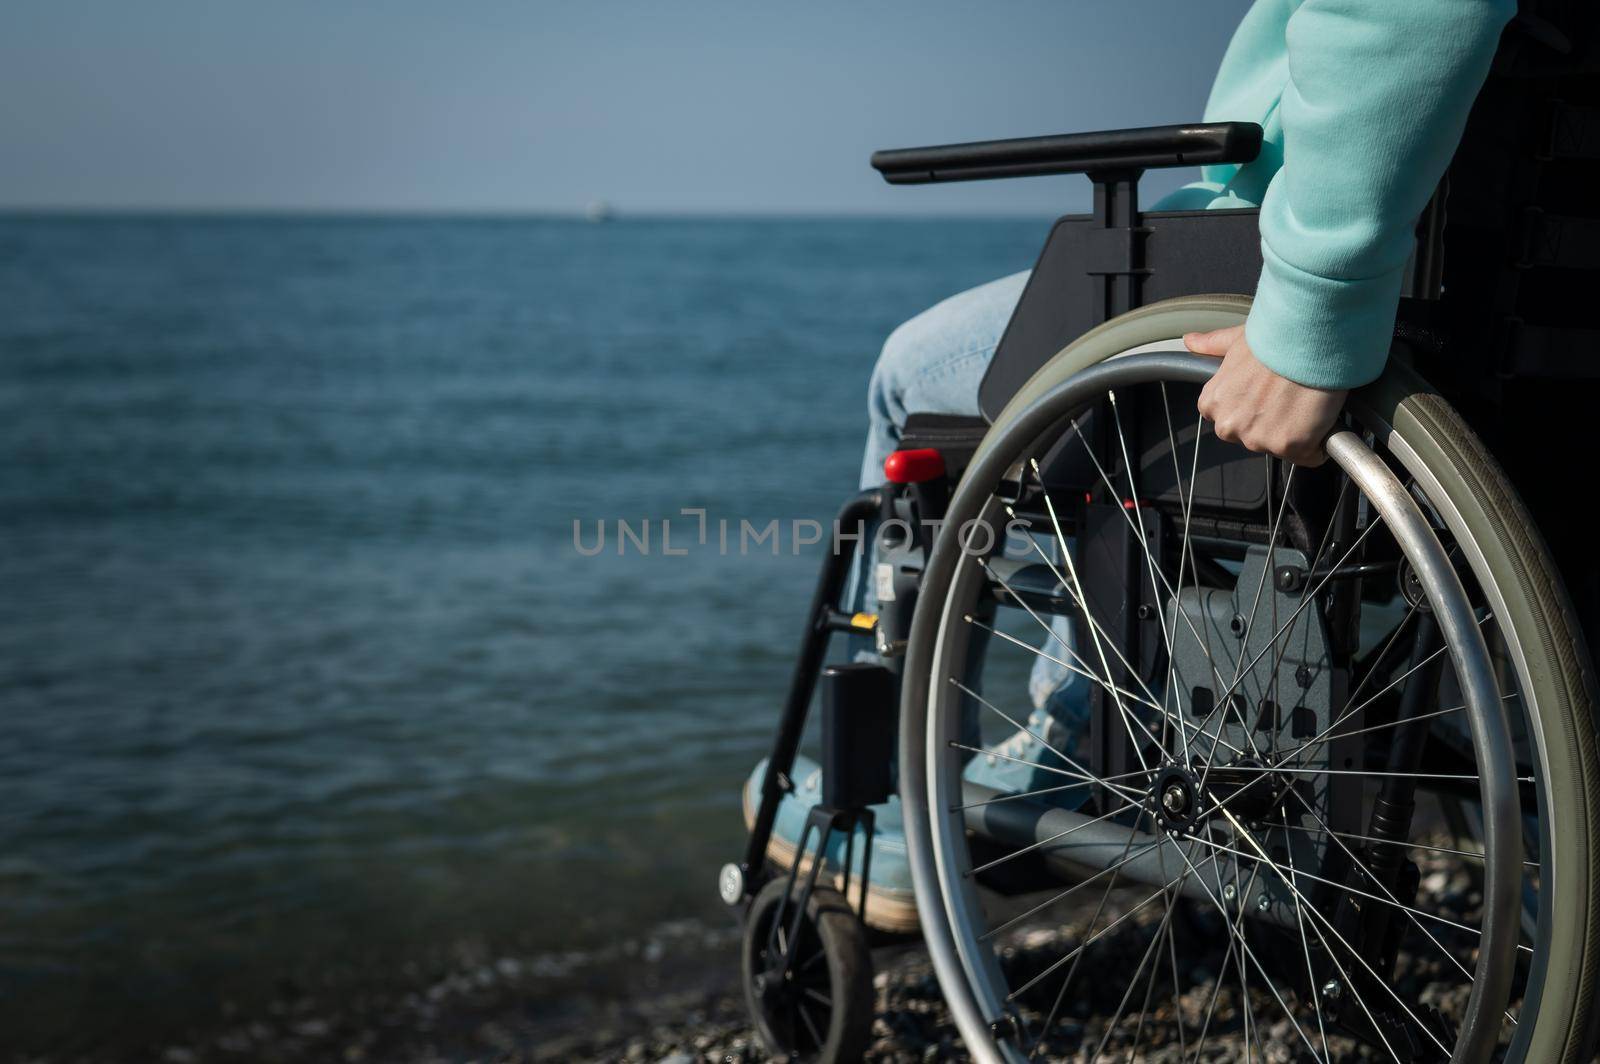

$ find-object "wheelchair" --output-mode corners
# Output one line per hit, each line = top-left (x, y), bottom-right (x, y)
(722, 29), (1600, 1063)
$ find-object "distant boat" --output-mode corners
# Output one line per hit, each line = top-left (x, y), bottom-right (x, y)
(585, 200), (615, 223)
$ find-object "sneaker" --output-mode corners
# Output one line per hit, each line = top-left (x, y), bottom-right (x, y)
(961, 672), (1094, 809)
(741, 755), (917, 934)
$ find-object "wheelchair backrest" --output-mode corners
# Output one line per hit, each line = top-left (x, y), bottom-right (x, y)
(1435, 3), (1600, 388)
(976, 207), (1263, 420)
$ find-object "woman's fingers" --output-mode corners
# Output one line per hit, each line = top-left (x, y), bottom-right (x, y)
(1193, 326), (1345, 467)
(1182, 325), (1243, 358)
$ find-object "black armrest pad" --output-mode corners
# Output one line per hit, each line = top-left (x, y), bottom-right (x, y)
(871, 122), (1262, 185)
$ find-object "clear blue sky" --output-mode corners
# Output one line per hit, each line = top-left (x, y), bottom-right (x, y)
(0, 1), (1252, 215)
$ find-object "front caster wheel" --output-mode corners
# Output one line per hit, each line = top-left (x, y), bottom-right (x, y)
(741, 878), (875, 1062)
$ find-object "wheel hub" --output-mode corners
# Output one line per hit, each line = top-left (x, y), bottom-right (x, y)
(1200, 757), (1293, 823)
(1151, 758), (1293, 834)
(1152, 766), (1202, 833)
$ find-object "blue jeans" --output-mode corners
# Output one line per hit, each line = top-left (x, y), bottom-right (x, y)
(859, 269), (1032, 491)
(857, 268), (1083, 717)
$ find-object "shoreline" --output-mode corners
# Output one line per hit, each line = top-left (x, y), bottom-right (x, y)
(15, 913), (966, 1063)
(20, 844), (1479, 1062)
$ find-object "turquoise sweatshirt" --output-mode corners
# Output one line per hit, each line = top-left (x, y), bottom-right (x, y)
(1158, 0), (1515, 389)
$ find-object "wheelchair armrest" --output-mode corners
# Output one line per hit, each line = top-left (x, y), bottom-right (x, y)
(870, 122), (1261, 185)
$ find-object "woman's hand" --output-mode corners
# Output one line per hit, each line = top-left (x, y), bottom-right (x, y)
(1185, 325), (1346, 467)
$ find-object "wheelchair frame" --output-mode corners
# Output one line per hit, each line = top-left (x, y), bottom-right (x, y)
(721, 113), (1468, 1035)
(726, 68), (1600, 1056)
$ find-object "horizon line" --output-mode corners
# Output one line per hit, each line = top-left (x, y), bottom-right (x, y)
(0, 204), (1068, 222)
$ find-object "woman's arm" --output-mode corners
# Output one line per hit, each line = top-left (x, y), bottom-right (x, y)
(1192, 0), (1515, 465)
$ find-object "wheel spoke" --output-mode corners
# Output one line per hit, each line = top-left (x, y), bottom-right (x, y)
(1106, 389), (1222, 761)
(1164, 885), (1188, 1059)
(1229, 458), (1296, 704)
(993, 527), (1235, 758)
(795, 998), (826, 1048)
(1208, 805), (1460, 1058)
(1176, 834), (1390, 1063)
(945, 739), (1145, 802)
(1190, 924), (1237, 1060)
(1016, 487), (1170, 773)
(1127, 893), (1177, 1058)
(1231, 826), (1266, 1063)
(949, 676), (1158, 792)
(1273, 617), (1497, 769)
(1288, 792), (1518, 1023)
(1278, 818), (1540, 869)
(1189, 473), (1354, 756)
(1008, 876), (1183, 1003)
(1025, 809), (1160, 1058)
(963, 612), (1166, 721)
(1195, 505), (1387, 788)
(1158, 388), (1208, 766)
(1267, 456), (1285, 770)
(1281, 805), (1331, 1060)
(1334, 596), (1424, 729)
(970, 802), (1151, 883)
(801, 986), (832, 1008)
(983, 838), (1163, 944)
(1176, 413), (1228, 765)
(1085, 867), (1190, 1060)
(1164, 841), (1326, 1063)
(951, 772), (1151, 813)
(1026, 469), (1156, 774)
(974, 555), (1172, 763)
(1060, 424), (1244, 718)
(1186, 828), (1488, 941)
(1290, 698), (1468, 746)
(1205, 762), (1529, 784)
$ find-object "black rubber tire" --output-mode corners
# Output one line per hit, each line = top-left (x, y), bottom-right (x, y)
(742, 878), (875, 1063)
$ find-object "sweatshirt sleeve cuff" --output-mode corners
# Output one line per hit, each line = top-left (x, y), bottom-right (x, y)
(1243, 239), (1404, 391)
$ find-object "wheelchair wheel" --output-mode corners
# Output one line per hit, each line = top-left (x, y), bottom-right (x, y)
(899, 296), (1600, 1063)
(741, 878), (874, 1063)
